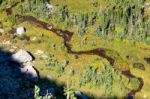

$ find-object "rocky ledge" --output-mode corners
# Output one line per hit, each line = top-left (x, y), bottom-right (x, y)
(0, 49), (39, 98)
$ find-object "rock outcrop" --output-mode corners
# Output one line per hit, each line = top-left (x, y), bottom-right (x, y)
(21, 62), (39, 82)
(11, 49), (33, 63)
(16, 27), (25, 35)
(0, 49), (39, 98)
(12, 49), (39, 82)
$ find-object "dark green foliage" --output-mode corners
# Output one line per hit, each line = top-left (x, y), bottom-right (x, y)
(129, 78), (140, 90)
(59, 5), (69, 22)
(89, 12), (97, 25)
(3, 15), (17, 28)
(76, 13), (90, 36)
(0, 0), (20, 11)
(93, 25), (103, 36)
(12, 0), (150, 42)
(45, 54), (65, 74)
(92, 0), (98, 7)
(133, 63), (145, 70)
(79, 66), (98, 86)
(79, 64), (128, 97)
(77, 26), (86, 37)
(34, 85), (54, 99)
(16, 0), (49, 19)
(64, 84), (76, 99)
(97, 0), (149, 42)
(0, 0), (2, 5)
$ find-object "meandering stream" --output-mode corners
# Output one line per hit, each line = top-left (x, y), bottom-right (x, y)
(6, 2), (144, 98)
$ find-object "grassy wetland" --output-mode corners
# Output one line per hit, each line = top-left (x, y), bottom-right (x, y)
(0, 0), (150, 99)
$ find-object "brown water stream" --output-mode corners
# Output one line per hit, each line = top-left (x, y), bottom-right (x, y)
(15, 14), (144, 98)
(6, 3), (144, 98)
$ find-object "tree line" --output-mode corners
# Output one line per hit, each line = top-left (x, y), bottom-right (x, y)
(13, 0), (150, 43)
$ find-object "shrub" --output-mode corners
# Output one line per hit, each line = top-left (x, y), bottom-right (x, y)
(45, 54), (65, 74)
(64, 84), (76, 99)
(34, 85), (54, 99)
(133, 63), (145, 70)
(92, 0), (98, 7)
(79, 64), (128, 97)
(129, 78), (140, 90)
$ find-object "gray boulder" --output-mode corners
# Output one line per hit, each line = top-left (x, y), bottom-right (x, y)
(16, 27), (25, 35)
(11, 49), (33, 63)
(20, 64), (39, 82)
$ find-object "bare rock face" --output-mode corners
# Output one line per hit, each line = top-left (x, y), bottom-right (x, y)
(11, 49), (33, 63)
(0, 49), (39, 98)
(16, 27), (25, 35)
(20, 64), (39, 82)
(11, 49), (39, 82)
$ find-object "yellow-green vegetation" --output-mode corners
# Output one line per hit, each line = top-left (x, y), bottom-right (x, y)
(0, 0), (150, 98)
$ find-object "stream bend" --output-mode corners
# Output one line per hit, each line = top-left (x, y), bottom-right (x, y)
(5, 3), (144, 98)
